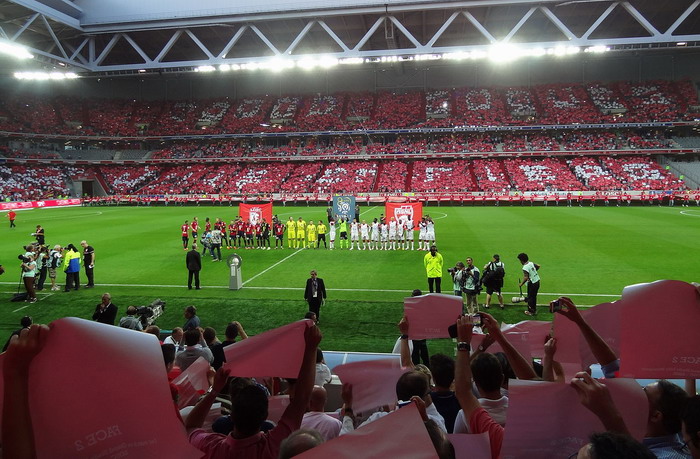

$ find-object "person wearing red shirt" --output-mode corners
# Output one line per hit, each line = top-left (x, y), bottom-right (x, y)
(205, 217), (212, 233)
(244, 222), (253, 249)
(274, 221), (285, 249)
(181, 220), (190, 250)
(7, 210), (16, 228)
(228, 221), (236, 249)
(191, 217), (200, 242)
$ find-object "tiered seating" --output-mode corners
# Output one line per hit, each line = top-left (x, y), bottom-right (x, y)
(425, 90), (450, 118)
(198, 99), (231, 126)
(618, 81), (680, 122)
(535, 84), (601, 125)
(269, 97), (300, 122)
(345, 92), (374, 126)
(301, 138), (362, 156)
(219, 97), (274, 133)
(567, 157), (623, 190)
(136, 164), (216, 195)
(603, 155), (686, 190)
(229, 163), (295, 194)
(675, 80), (700, 120)
(464, 134), (498, 152)
(279, 163), (324, 193)
(4, 96), (60, 134)
(100, 165), (161, 194)
(624, 134), (670, 149)
(371, 92), (423, 129)
(472, 159), (511, 192)
(411, 160), (476, 192)
(504, 158), (582, 191)
(295, 94), (345, 131)
(454, 88), (509, 126)
(560, 131), (618, 150)
(504, 88), (537, 118)
(586, 83), (627, 114)
(86, 99), (137, 136)
(0, 165), (69, 200)
(313, 161), (378, 193)
(430, 136), (465, 153)
(375, 160), (408, 192)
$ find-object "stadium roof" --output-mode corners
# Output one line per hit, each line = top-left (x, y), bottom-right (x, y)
(1, 0), (699, 74)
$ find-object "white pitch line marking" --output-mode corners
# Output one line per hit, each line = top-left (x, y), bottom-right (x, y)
(680, 210), (700, 217)
(242, 249), (305, 285)
(0, 281), (621, 298)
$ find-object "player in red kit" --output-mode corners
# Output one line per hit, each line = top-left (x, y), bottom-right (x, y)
(181, 220), (190, 250)
(274, 221), (285, 249)
(228, 220), (236, 249)
(191, 217), (199, 242)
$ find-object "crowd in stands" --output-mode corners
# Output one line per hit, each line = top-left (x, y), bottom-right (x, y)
(410, 160), (476, 192)
(5, 282), (700, 459)
(375, 160), (408, 193)
(504, 157), (582, 191)
(313, 161), (378, 194)
(0, 79), (697, 137)
(567, 157), (624, 191)
(602, 156), (686, 190)
(0, 164), (71, 200)
(472, 159), (512, 192)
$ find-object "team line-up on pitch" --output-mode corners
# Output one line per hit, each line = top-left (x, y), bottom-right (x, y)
(179, 214), (437, 253)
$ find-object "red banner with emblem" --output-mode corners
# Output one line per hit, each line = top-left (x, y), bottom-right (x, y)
(385, 202), (422, 229)
(239, 202), (273, 225)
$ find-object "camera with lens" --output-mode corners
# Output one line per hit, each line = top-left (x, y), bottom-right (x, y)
(135, 298), (166, 328)
(17, 254), (30, 263)
(447, 267), (456, 274)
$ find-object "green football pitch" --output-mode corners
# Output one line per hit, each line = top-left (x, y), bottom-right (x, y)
(1, 204), (698, 355)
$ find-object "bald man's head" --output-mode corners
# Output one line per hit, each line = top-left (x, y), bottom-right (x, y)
(309, 385), (328, 412)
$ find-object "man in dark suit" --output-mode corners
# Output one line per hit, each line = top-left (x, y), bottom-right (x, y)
(92, 292), (118, 325)
(304, 270), (327, 323)
(186, 243), (202, 290)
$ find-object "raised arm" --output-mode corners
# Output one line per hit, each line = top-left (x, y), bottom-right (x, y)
(481, 313), (537, 380)
(542, 337), (557, 382)
(232, 321), (248, 340)
(570, 371), (629, 435)
(283, 324), (322, 424)
(185, 366), (231, 431)
(454, 316), (479, 417)
(398, 316), (414, 369)
(556, 297), (618, 368)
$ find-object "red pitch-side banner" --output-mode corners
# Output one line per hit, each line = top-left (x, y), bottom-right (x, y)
(239, 202), (273, 225)
(385, 202), (422, 229)
(0, 198), (81, 211)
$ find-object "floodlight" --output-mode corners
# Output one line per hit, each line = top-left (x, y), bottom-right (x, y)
(195, 65), (215, 72)
(0, 40), (33, 59)
(219, 64), (231, 71)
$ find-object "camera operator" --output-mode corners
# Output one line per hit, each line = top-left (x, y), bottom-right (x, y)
(462, 257), (481, 314)
(449, 262), (467, 313)
(48, 245), (62, 291)
(20, 252), (38, 303)
(482, 254), (505, 310)
(35, 245), (49, 291)
(31, 225), (45, 246)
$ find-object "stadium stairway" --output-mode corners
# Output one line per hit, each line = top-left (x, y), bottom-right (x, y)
(404, 161), (415, 190)
(467, 161), (479, 190)
(371, 162), (384, 192)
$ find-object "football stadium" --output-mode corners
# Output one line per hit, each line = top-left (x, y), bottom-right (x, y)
(0, 0), (699, 457)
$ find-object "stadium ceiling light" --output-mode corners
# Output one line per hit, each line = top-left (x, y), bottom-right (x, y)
(14, 71), (79, 80)
(488, 43), (522, 63)
(0, 40), (33, 60)
(584, 45), (610, 54)
(219, 64), (231, 72)
(338, 58), (363, 65)
(195, 65), (215, 72)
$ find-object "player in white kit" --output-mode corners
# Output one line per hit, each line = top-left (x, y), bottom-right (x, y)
(328, 220), (336, 250)
(370, 218), (379, 250)
(380, 221), (389, 250)
(425, 216), (436, 247)
(388, 217), (398, 250)
(360, 220), (370, 250)
(350, 219), (359, 250)
(418, 217), (427, 250)
(404, 218), (415, 250)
